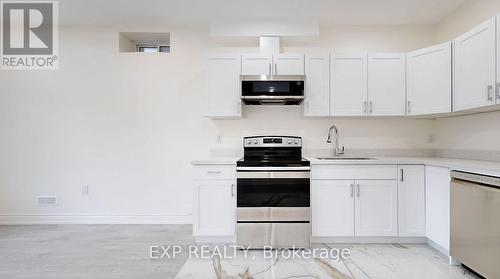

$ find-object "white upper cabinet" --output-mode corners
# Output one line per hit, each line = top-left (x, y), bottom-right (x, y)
(367, 53), (406, 116)
(354, 180), (398, 236)
(398, 165), (426, 237)
(304, 54), (330, 116)
(206, 55), (242, 118)
(241, 54), (272, 75)
(274, 54), (305, 75)
(331, 54), (368, 116)
(242, 54), (304, 76)
(454, 17), (497, 111)
(407, 42), (452, 116)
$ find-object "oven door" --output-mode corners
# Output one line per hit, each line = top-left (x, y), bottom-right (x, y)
(236, 169), (310, 207)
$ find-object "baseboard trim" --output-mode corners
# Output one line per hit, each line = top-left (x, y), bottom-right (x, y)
(311, 236), (427, 244)
(0, 214), (192, 225)
(426, 238), (449, 257)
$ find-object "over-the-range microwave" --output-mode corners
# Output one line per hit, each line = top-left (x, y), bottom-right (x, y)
(240, 75), (305, 105)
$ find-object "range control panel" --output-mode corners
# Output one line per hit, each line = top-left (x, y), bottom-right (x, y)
(244, 136), (302, 147)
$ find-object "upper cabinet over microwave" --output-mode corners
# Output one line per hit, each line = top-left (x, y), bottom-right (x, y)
(242, 54), (305, 76)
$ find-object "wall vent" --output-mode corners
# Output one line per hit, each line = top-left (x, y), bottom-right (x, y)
(37, 196), (57, 206)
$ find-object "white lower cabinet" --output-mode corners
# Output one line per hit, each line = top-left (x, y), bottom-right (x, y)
(312, 180), (355, 236)
(355, 180), (398, 236)
(398, 165), (426, 237)
(193, 166), (236, 238)
(312, 164), (425, 238)
(425, 165), (451, 253)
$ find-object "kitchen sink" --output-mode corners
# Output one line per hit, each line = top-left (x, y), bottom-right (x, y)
(315, 157), (375, 160)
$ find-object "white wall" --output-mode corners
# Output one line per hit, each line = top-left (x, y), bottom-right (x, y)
(0, 24), (437, 223)
(432, 0), (500, 153)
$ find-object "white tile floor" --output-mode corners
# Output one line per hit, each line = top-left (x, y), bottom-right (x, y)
(0, 225), (479, 279)
(176, 244), (478, 279)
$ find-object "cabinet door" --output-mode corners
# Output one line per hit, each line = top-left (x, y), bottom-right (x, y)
(241, 54), (272, 75)
(206, 55), (242, 118)
(194, 180), (235, 236)
(312, 180), (355, 236)
(274, 54), (305, 75)
(355, 180), (398, 236)
(398, 165), (426, 237)
(425, 166), (450, 253)
(497, 15), (500, 104)
(368, 53), (406, 116)
(407, 42), (452, 115)
(304, 54), (330, 116)
(454, 17), (496, 111)
(331, 54), (368, 116)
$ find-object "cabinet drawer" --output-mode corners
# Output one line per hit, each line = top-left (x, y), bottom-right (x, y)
(312, 165), (397, 180)
(195, 165), (236, 180)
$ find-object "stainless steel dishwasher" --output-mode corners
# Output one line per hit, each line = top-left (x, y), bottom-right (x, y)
(450, 171), (500, 279)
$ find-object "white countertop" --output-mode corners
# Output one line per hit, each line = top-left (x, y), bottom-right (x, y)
(192, 156), (500, 177)
(308, 156), (500, 177)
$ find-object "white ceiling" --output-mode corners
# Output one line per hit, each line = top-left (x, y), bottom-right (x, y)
(59, 0), (470, 28)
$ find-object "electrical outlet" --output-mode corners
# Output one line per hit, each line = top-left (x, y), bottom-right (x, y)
(216, 134), (223, 144)
(82, 184), (89, 195)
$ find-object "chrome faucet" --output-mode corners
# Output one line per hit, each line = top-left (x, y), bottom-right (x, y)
(327, 125), (345, 156)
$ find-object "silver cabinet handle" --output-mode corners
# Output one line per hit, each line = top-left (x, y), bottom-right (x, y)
(369, 101), (373, 114)
(274, 63), (277, 75)
(237, 101), (241, 114)
(400, 169), (404, 182)
(350, 184), (354, 197)
(356, 184), (360, 197)
(207, 170), (221, 174)
(231, 183), (235, 197)
(407, 101), (411, 114)
(269, 63), (272, 75)
(487, 85), (494, 101)
(363, 101), (367, 113)
(305, 101), (309, 113)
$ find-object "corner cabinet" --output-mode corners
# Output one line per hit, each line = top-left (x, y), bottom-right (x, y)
(330, 54), (368, 116)
(304, 54), (330, 116)
(205, 55), (242, 118)
(454, 17), (497, 111)
(407, 42), (452, 116)
(193, 165), (236, 242)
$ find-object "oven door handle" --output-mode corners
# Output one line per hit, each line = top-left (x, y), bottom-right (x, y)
(236, 166), (311, 171)
(237, 171), (310, 179)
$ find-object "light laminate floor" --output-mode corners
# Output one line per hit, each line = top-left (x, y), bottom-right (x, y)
(0, 225), (478, 279)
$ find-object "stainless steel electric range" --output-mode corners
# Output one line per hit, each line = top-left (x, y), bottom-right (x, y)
(236, 136), (311, 249)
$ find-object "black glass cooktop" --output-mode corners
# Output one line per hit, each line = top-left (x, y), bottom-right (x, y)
(237, 158), (310, 167)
